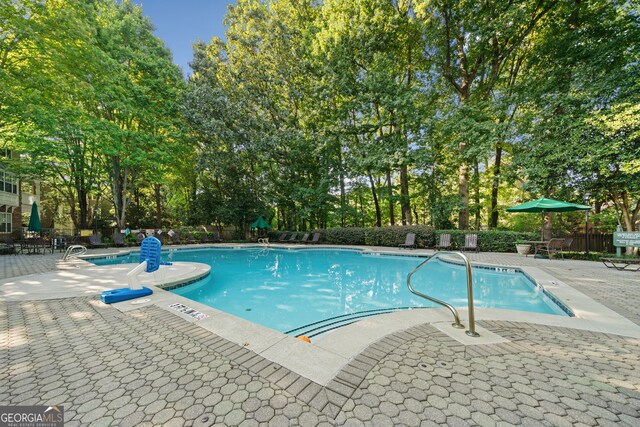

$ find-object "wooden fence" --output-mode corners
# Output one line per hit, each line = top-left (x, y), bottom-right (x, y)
(565, 233), (615, 253)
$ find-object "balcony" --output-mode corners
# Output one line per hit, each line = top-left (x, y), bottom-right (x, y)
(0, 191), (19, 208)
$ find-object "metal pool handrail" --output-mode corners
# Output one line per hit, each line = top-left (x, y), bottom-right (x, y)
(62, 245), (87, 261)
(406, 251), (480, 337)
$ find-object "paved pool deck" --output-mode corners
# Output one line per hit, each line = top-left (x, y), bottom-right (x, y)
(1, 244), (639, 426)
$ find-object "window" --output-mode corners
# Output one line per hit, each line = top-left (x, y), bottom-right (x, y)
(0, 171), (18, 194)
(0, 212), (11, 233)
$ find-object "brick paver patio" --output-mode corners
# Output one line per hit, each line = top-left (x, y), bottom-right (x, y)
(1, 248), (639, 426)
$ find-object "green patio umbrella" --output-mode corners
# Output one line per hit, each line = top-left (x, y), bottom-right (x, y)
(250, 217), (271, 229)
(27, 201), (41, 233)
(506, 197), (590, 240)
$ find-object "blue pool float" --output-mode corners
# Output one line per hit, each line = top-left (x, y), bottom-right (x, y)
(101, 236), (169, 304)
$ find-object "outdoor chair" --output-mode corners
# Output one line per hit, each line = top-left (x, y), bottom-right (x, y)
(436, 233), (451, 250)
(211, 232), (222, 243)
(200, 233), (210, 244)
(462, 234), (479, 252)
(169, 231), (182, 245)
(276, 233), (289, 243)
(310, 232), (321, 244)
(88, 234), (105, 248)
(1, 238), (17, 255)
(399, 233), (417, 249)
(112, 232), (126, 247)
(136, 233), (145, 245)
(153, 232), (167, 245)
(186, 233), (197, 244)
(562, 237), (573, 252)
(31, 238), (49, 255)
(298, 233), (310, 244)
(537, 238), (565, 260)
(288, 233), (298, 243)
(600, 257), (640, 271)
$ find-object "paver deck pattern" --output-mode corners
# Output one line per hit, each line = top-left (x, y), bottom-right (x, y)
(1, 247), (640, 426)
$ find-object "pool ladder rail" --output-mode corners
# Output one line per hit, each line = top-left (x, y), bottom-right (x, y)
(62, 245), (88, 261)
(407, 251), (480, 337)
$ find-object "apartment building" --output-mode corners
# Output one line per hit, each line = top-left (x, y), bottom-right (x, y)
(0, 150), (40, 236)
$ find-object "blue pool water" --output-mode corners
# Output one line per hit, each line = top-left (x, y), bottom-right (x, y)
(92, 247), (569, 333)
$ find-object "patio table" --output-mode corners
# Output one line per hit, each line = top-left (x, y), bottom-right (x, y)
(20, 239), (50, 255)
(522, 240), (548, 256)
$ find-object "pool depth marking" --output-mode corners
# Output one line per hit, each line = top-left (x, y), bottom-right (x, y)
(168, 302), (209, 321)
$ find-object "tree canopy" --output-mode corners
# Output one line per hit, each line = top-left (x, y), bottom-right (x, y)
(2, 0), (638, 235)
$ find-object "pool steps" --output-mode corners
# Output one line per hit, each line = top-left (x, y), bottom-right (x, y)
(287, 307), (415, 338)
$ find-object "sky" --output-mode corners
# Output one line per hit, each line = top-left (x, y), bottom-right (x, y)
(132, 1), (234, 76)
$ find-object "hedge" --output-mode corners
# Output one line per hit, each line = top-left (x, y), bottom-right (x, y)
(363, 225), (436, 248)
(270, 227), (537, 252)
(270, 226), (434, 247)
(435, 230), (538, 253)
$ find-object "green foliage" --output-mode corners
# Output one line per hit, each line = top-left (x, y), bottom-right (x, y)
(435, 230), (538, 253)
(3, 0), (639, 236)
(311, 225), (435, 247)
(318, 227), (367, 245)
(363, 226), (435, 248)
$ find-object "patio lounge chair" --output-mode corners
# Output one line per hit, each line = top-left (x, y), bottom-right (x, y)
(186, 234), (197, 244)
(462, 234), (479, 252)
(1, 238), (17, 255)
(88, 234), (105, 248)
(287, 233), (298, 243)
(436, 233), (451, 250)
(112, 233), (126, 247)
(310, 232), (321, 244)
(537, 238), (565, 260)
(600, 257), (640, 271)
(154, 232), (168, 245)
(169, 232), (182, 245)
(200, 233), (210, 243)
(276, 233), (289, 243)
(399, 233), (417, 249)
(298, 233), (310, 244)
(211, 232), (222, 243)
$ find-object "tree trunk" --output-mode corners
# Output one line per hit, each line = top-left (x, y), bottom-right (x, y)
(154, 183), (162, 228)
(489, 144), (502, 228)
(458, 141), (469, 229)
(386, 169), (395, 225)
(338, 142), (346, 228)
(474, 162), (480, 230)
(400, 164), (412, 225)
(78, 188), (88, 229)
(542, 212), (553, 241)
(368, 171), (382, 227)
(67, 190), (79, 231)
(110, 156), (128, 229)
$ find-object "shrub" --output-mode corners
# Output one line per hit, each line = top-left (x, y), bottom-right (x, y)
(435, 230), (538, 252)
(364, 225), (435, 248)
(308, 225), (435, 247)
(319, 227), (367, 245)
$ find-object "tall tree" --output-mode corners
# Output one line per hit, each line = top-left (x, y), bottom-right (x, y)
(93, 0), (186, 229)
(415, 0), (559, 229)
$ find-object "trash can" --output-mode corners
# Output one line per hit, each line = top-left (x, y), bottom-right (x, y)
(53, 237), (66, 252)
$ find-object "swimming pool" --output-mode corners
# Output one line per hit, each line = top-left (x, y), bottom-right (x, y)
(91, 247), (570, 335)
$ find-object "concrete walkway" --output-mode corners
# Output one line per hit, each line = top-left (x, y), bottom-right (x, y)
(1, 246), (639, 426)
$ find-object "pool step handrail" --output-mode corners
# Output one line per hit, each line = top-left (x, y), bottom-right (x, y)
(407, 251), (480, 337)
(62, 245), (87, 260)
